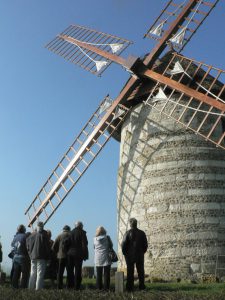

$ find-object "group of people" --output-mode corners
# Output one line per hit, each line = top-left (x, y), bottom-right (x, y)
(6, 217), (148, 292)
(9, 221), (88, 290)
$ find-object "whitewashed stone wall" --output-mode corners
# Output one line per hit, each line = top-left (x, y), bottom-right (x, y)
(117, 102), (225, 280)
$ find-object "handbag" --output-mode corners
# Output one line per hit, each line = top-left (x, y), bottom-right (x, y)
(107, 236), (118, 263)
(8, 250), (15, 259)
(108, 248), (118, 263)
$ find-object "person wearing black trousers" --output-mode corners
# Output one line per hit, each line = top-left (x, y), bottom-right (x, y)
(94, 226), (113, 290)
(66, 221), (88, 290)
(52, 225), (71, 289)
(121, 218), (148, 292)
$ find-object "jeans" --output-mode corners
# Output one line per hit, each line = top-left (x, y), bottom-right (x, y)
(96, 265), (111, 290)
(29, 259), (47, 290)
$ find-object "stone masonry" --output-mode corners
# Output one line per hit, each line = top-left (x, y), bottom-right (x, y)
(117, 101), (225, 281)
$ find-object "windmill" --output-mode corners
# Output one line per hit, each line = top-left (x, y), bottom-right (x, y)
(25, 0), (225, 280)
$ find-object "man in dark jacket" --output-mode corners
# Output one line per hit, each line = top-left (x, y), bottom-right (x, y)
(121, 218), (148, 291)
(67, 221), (88, 290)
(26, 221), (51, 290)
(52, 225), (71, 289)
(11, 224), (30, 288)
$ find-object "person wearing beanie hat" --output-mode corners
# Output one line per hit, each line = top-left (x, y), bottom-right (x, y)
(52, 225), (71, 289)
(63, 225), (70, 231)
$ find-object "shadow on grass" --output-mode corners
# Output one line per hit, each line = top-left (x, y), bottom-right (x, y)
(146, 282), (225, 295)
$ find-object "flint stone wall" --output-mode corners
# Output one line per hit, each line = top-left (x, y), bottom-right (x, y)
(117, 102), (225, 280)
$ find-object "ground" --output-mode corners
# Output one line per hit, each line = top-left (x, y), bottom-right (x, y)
(1, 278), (225, 300)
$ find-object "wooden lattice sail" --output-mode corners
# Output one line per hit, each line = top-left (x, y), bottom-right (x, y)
(46, 24), (133, 76)
(144, 52), (225, 149)
(25, 97), (129, 227)
(144, 0), (219, 52)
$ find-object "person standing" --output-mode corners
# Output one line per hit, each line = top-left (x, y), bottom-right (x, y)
(26, 221), (51, 290)
(121, 218), (148, 292)
(0, 241), (2, 264)
(45, 230), (58, 288)
(11, 224), (30, 288)
(52, 225), (71, 289)
(67, 221), (88, 290)
(94, 226), (112, 290)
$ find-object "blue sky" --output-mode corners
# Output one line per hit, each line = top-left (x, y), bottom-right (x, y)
(0, 0), (224, 272)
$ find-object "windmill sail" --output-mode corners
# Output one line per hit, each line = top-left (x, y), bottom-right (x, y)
(144, 0), (179, 40)
(145, 52), (225, 150)
(169, 27), (186, 46)
(152, 88), (168, 103)
(144, 0), (219, 52)
(149, 21), (165, 37)
(46, 24), (132, 76)
(25, 96), (129, 227)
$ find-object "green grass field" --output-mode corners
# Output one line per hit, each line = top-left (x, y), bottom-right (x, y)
(1, 279), (225, 300)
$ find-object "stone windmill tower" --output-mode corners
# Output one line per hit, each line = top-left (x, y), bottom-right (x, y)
(25, 0), (225, 280)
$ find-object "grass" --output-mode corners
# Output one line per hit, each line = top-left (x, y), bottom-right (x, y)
(147, 282), (225, 298)
(1, 278), (225, 300)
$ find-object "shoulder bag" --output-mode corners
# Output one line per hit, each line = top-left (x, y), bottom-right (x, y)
(107, 236), (118, 263)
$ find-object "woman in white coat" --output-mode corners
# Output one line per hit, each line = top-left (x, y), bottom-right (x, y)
(94, 226), (113, 290)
